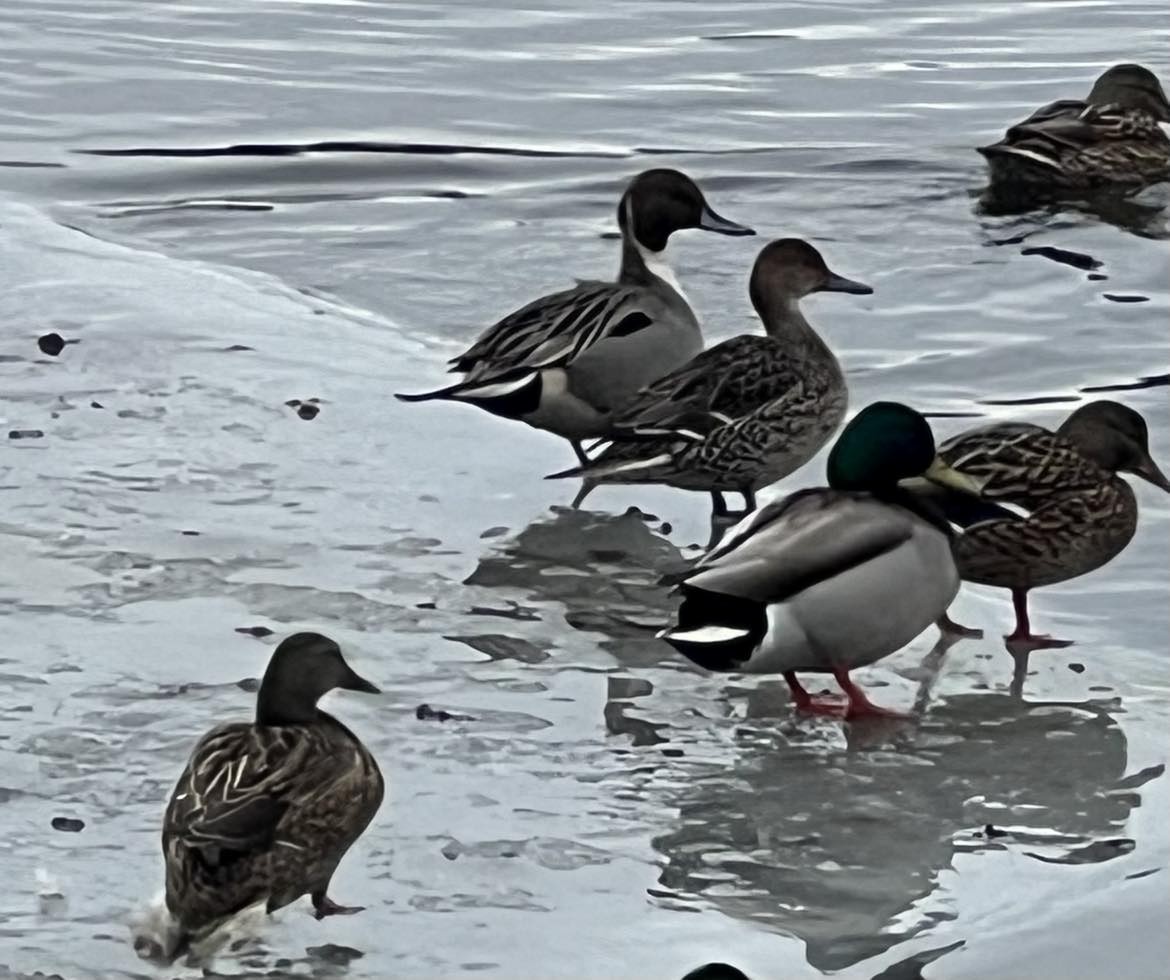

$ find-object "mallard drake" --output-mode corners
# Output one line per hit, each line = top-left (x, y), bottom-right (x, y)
(546, 238), (870, 516)
(659, 402), (980, 718)
(153, 632), (383, 962)
(396, 169), (754, 463)
(916, 400), (1170, 649)
(978, 63), (1170, 189)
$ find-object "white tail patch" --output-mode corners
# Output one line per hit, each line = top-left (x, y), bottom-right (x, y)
(456, 372), (538, 400)
(660, 625), (750, 644)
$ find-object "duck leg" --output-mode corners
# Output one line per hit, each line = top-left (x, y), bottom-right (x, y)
(936, 611), (983, 640)
(832, 669), (907, 720)
(570, 480), (596, 510)
(1004, 588), (1073, 651)
(710, 491), (729, 518)
(783, 672), (846, 716)
(311, 891), (365, 919)
(739, 487), (757, 513)
(570, 440), (590, 465)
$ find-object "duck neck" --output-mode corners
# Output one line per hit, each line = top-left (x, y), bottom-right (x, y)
(619, 233), (688, 301)
(255, 674), (319, 726)
(756, 293), (832, 360)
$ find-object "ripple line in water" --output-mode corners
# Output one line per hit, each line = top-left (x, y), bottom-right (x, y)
(78, 139), (629, 161)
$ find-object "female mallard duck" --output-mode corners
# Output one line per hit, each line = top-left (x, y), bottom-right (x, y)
(916, 400), (1170, 649)
(659, 402), (980, 718)
(978, 63), (1170, 189)
(396, 169), (754, 463)
(152, 632), (383, 962)
(546, 239), (870, 517)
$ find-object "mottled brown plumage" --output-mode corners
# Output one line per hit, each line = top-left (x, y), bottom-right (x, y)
(547, 239), (870, 515)
(979, 63), (1170, 189)
(923, 401), (1170, 644)
(158, 633), (383, 961)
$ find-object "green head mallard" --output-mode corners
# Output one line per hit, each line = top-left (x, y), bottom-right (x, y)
(659, 402), (976, 719)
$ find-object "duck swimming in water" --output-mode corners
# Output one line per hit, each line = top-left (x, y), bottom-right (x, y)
(148, 632), (383, 962)
(547, 238), (870, 518)
(979, 63), (1170, 190)
(660, 402), (980, 719)
(396, 168), (754, 464)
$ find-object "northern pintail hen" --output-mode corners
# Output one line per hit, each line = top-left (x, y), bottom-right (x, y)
(146, 633), (383, 963)
(660, 403), (980, 719)
(396, 169), (754, 462)
(979, 63), (1170, 189)
(910, 400), (1170, 650)
(548, 239), (870, 516)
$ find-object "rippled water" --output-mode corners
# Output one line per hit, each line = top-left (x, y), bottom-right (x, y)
(1, 1), (1168, 978)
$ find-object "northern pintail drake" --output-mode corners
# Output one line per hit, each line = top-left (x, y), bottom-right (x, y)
(148, 633), (383, 963)
(979, 63), (1170, 189)
(548, 238), (870, 516)
(659, 403), (980, 719)
(396, 169), (754, 462)
(911, 400), (1170, 650)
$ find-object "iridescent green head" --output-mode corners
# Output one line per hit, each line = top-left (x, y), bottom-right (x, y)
(827, 402), (939, 491)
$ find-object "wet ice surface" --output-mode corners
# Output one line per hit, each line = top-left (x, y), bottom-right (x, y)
(1, 1), (1169, 978)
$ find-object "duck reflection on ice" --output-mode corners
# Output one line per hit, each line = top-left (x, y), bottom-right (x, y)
(464, 505), (691, 671)
(651, 691), (1144, 973)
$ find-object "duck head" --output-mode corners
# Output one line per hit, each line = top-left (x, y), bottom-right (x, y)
(1088, 64), (1170, 121)
(255, 632), (380, 725)
(748, 237), (871, 324)
(827, 402), (980, 494)
(681, 965), (751, 980)
(617, 169), (755, 253)
(1057, 400), (1170, 491)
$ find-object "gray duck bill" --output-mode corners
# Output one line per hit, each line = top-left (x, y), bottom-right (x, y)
(697, 205), (755, 236)
(822, 270), (873, 295)
(343, 670), (381, 695)
(1133, 454), (1170, 492)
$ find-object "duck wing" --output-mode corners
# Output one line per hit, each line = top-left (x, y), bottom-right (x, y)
(446, 280), (651, 382)
(934, 421), (1107, 513)
(609, 336), (798, 439)
(164, 723), (317, 861)
(981, 99), (1170, 173)
(685, 490), (915, 603)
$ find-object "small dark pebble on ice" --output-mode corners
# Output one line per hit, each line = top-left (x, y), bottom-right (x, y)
(1068, 662), (1085, 673)
(983, 824), (1008, 839)
(38, 332), (67, 356)
(285, 399), (302, 408)
(235, 625), (275, 637)
(224, 344), (254, 352)
(1103, 294), (1148, 303)
(1087, 273), (1108, 281)
(9, 429), (44, 440)
(297, 403), (320, 420)
(180, 529), (200, 536)
(416, 601), (437, 610)
(90, 401), (104, 409)
(416, 703), (475, 722)
(661, 748), (685, 758)
(660, 522), (673, 534)
(51, 816), (85, 833)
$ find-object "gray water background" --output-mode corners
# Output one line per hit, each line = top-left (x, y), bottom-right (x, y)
(1, 1), (1168, 977)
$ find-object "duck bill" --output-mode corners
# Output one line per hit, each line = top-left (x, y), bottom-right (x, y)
(1132, 454), (1170, 493)
(697, 205), (755, 237)
(343, 669), (381, 695)
(822, 269), (874, 295)
(924, 456), (985, 496)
